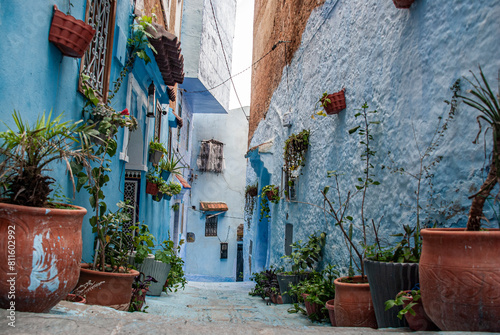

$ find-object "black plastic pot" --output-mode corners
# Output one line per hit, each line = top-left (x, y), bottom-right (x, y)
(276, 272), (309, 304)
(364, 259), (419, 328)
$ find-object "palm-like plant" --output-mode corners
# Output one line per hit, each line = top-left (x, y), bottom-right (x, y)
(0, 111), (96, 207)
(459, 67), (500, 231)
(159, 155), (185, 176)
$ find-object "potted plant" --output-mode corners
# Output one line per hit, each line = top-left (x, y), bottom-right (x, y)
(48, 5), (96, 58)
(158, 155), (185, 181)
(283, 129), (310, 175)
(385, 287), (439, 331)
(320, 103), (380, 328)
(313, 89), (346, 116)
(0, 111), (96, 313)
(393, 0), (415, 9)
(129, 273), (158, 312)
(249, 266), (281, 304)
(278, 232), (326, 304)
(160, 181), (182, 201)
(146, 171), (161, 196)
(259, 184), (280, 223)
(419, 67), (500, 332)
(149, 140), (167, 165)
(163, 239), (187, 293)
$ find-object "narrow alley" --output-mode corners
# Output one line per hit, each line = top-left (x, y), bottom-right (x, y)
(0, 281), (441, 335)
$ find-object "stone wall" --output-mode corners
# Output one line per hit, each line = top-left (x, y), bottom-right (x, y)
(246, 0), (500, 275)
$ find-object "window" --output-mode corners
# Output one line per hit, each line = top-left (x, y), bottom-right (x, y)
(197, 140), (224, 173)
(80, 0), (117, 101)
(220, 243), (228, 259)
(285, 224), (293, 256)
(205, 216), (218, 236)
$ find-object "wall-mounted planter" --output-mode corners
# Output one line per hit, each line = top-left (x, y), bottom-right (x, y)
(48, 5), (96, 58)
(146, 182), (159, 195)
(393, 0), (415, 8)
(163, 194), (172, 201)
(161, 170), (171, 181)
(266, 187), (279, 201)
(321, 89), (346, 115)
(149, 150), (163, 166)
(153, 192), (164, 202)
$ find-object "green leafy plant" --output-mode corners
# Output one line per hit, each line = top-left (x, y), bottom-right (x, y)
(385, 289), (421, 320)
(284, 129), (310, 174)
(158, 155), (185, 175)
(0, 111), (96, 207)
(129, 272), (158, 312)
(312, 92), (332, 118)
(149, 139), (168, 154)
(281, 232), (326, 274)
(156, 239), (187, 292)
(249, 266), (281, 302)
(260, 184), (280, 221)
(321, 103), (381, 279)
(130, 224), (156, 265)
(171, 203), (180, 211)
(459, 67), (500, 231)
(159, 181), (182, 197)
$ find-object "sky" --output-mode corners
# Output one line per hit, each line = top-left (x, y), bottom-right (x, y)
(229, 0), (254, 110)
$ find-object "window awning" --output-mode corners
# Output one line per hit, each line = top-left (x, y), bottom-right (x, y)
(147, 22), (184, 86)
(199, 202), (228, 212)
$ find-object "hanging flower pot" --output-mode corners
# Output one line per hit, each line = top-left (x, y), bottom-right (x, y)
(321, 89), (346, 115)
(146, 182), (159, 195)
(48, 5), (96, 58)
(149, 150), (163, 166)
(393, 0), (415, 8)
(153, 192), (164, 202)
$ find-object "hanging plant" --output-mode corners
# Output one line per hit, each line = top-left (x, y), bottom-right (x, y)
(260, 185), (280, 221)
(245, 184), (258, 228)
(284, 129), (310, 175)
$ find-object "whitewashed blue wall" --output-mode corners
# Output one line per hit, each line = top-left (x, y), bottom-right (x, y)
(246, 0), (500, 276)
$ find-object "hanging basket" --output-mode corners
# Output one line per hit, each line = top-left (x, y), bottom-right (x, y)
(321, 89), (346, 115)
(153, 192), (164, 202)
(149, 150), (163, 166)
(146, 182), (159, 195)
(48, 5), (96, 58)
(393, 0), (415, 8)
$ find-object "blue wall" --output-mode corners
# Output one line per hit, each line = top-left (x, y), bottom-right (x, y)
(246, 0), (500, 276)
(0, 1), (174, 262)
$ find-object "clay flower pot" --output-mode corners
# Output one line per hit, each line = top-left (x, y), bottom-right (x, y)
(325, 299), (336, 326)
(334, 275), (377, 328)
(146, 181), (159, 195)
(0, 202), (87, 312)
(393, 0), (415, 8)
(65, 293), (86, 304)
(420, 228), (500, 332)
(301, 293), (328, 319)
(321, 89), (346, 115)
(48, 5), (96, 58)
(400, 291), (438, 331)
(75, 264), (139, 311)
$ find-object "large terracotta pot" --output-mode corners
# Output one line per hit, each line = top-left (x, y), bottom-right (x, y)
(75, 264), (139, 311)
(0, 202), (86, 312)
(364, 258), (419, 328)
(334, 276), (377, 328)
(420, 228), (500, 332)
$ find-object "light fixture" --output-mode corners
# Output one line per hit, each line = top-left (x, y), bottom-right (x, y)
(146, 81), (156, 118)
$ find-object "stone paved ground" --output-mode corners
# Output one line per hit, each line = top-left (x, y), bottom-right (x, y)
(0, 281), (480, 335)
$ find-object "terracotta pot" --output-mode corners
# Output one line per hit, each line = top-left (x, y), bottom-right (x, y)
(75, 264), (139, 311)
(420, 228), (500, 332)
(334, 276), (377, 328)
(325, 299), (336, 327)
(401, 291), (438, 331)
(65, 293), (86, 304)
(146, 182), (159, 195)
(393, 0), (415, 9)
(48, 5), (96, 58)
(301, 293), (328, 319)
(265, 187), (279, 201)
(321, 89), (346, 115)
(0, 202), (86, 312)
(364, 258), (419, 328)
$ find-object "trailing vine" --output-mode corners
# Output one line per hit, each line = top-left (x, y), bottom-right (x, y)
(260, 185), (280, 221)
(244, 184), (258, 228)
(284, 129), (310, 175)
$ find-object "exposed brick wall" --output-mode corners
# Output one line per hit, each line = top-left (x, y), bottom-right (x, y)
(249, 0), (326, 145)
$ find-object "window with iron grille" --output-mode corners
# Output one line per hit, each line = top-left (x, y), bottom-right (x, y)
(79, 0), (117, 101)
(220, 242), (228, 259)
(205, 215), (218, 236)
(197, 139), (224, 173)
